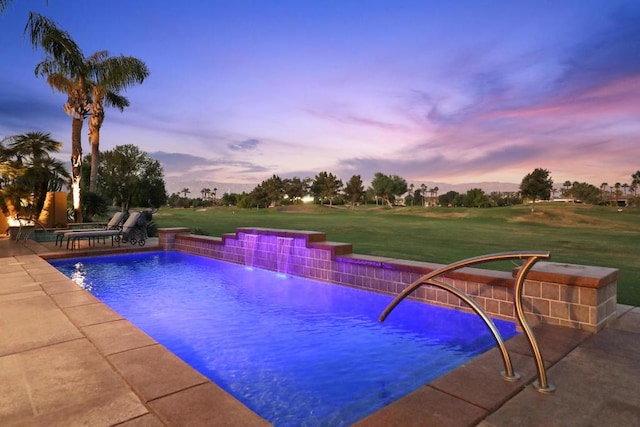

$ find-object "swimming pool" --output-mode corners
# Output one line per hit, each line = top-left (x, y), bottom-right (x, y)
(50, 251), (517, 425)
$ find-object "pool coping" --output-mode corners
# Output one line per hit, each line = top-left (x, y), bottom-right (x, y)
(2, 238), (638, 425)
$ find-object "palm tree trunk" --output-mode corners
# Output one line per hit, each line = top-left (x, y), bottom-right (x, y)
(71, 116), (83, 223)
(88, 114), (101, 192)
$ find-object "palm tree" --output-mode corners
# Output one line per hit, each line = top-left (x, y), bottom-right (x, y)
(181, 188), (190, 198)
(621, 183), (629, 197)
(408, 183), (414, 206)
(27, 13), (91, 222)
(600, 182), (608, 202)
(0, 131), (68, 218)
(631, 171), (640, 198)
(87, 52), (149, 192)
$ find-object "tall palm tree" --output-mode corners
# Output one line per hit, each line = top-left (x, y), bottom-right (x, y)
(621, 183), (629, 197)
(408, 183), (414, 206)
(26, 13), (91, 222)
(87, 52), (149, 192)
(631, 171), (640, 198)
(600, 182), (608, 202)
(181, 188), (190, 198)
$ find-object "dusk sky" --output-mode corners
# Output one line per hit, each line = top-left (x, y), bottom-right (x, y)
(1, 1), (639, 193)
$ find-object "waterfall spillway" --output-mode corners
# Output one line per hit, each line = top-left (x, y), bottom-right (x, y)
(243, 234), (260, 268)
(277, 237), (294, 275)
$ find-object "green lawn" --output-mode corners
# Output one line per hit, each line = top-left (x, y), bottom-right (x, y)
(152, 203), (640, 306)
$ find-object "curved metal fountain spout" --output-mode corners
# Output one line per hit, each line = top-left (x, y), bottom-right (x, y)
(379, 251), (555, 393)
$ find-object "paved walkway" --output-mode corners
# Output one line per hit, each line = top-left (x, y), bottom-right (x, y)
(1, 235), (639, 426)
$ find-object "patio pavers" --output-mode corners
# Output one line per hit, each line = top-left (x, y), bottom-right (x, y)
(1, 235), (639, 426)
(0, 338), (149, 425)
(0, 291), (82, 357)
(480, 323), (640, 426)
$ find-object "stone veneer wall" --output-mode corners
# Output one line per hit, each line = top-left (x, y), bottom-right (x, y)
(158, 227), (618, 333)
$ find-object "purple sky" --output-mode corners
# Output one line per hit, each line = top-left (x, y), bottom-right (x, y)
(1, 0), (639, 193)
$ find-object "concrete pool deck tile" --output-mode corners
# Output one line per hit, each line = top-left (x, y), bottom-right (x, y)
(81, 319), (157, 356)
(579, 327), (640, 361)
(429, 348), (539, 412)
(108, 344), (210, 402)
(148, 382), (270, 426)
(0, 261), (29, 273)
(49, 288), (101, 308)
(27, 268), (75, 283)
(610, 306), (640, 333)
(39, 277), (85, 294)
(115, 413), (166, 426)
(0, 338), (149, 426)
(0, 292), (83, 357)
(0, 272), (42, 295)
(64, 301), (124, 327)
(505, 323), (592, 364)
(480, 331), (640, 427)
(355, 384), (488, 427)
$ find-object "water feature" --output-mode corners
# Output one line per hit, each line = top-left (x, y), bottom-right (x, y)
(242, 233), (259, 268)
(50, 251), (518, 426)
(276, 236), (293, 275)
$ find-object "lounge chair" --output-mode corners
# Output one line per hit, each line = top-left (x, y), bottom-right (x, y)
(120, 211), (151, 246)
(65, 228), (122, 249)
(55, 212), (127, 246)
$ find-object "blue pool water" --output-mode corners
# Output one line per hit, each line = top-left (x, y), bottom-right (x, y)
(50, 251), (517, 426)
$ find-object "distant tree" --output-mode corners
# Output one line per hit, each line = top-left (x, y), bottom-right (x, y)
(631, 171), (640, 201)
(221, 192), (238, 206)
(632, 171), (640, 191)
(283, 176), (310, 203)
(249, 184), (270, 208)
(370, 172), (407, 207)
(407, 183), (415, 206)
(600, 182), (609, 202)
(261, 174), (284, 206)
(562, 180), (572, 197)
(465, 188), (491, 208)
(97, 144), (167, 211)
(310, 171), (342, 206)
(420, 183), (427, 206)
(438, 190), (460, 207)
(570, 182), (601, 204)
(343, 174), (365, 208)
(520, 168), (553, 212)
(181, 188), (190, 198)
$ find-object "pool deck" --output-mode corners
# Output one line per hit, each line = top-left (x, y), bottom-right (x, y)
(1, 235), (639, 426)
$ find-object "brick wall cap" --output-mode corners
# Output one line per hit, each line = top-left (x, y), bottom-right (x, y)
(158, 227), (190, 234)
(236, 227), (326, 243)
(514, 261), (619, 288)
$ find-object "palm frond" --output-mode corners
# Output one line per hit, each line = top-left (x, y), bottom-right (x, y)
(104, 91), (130, 111)
(26, 12), (88, 77)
